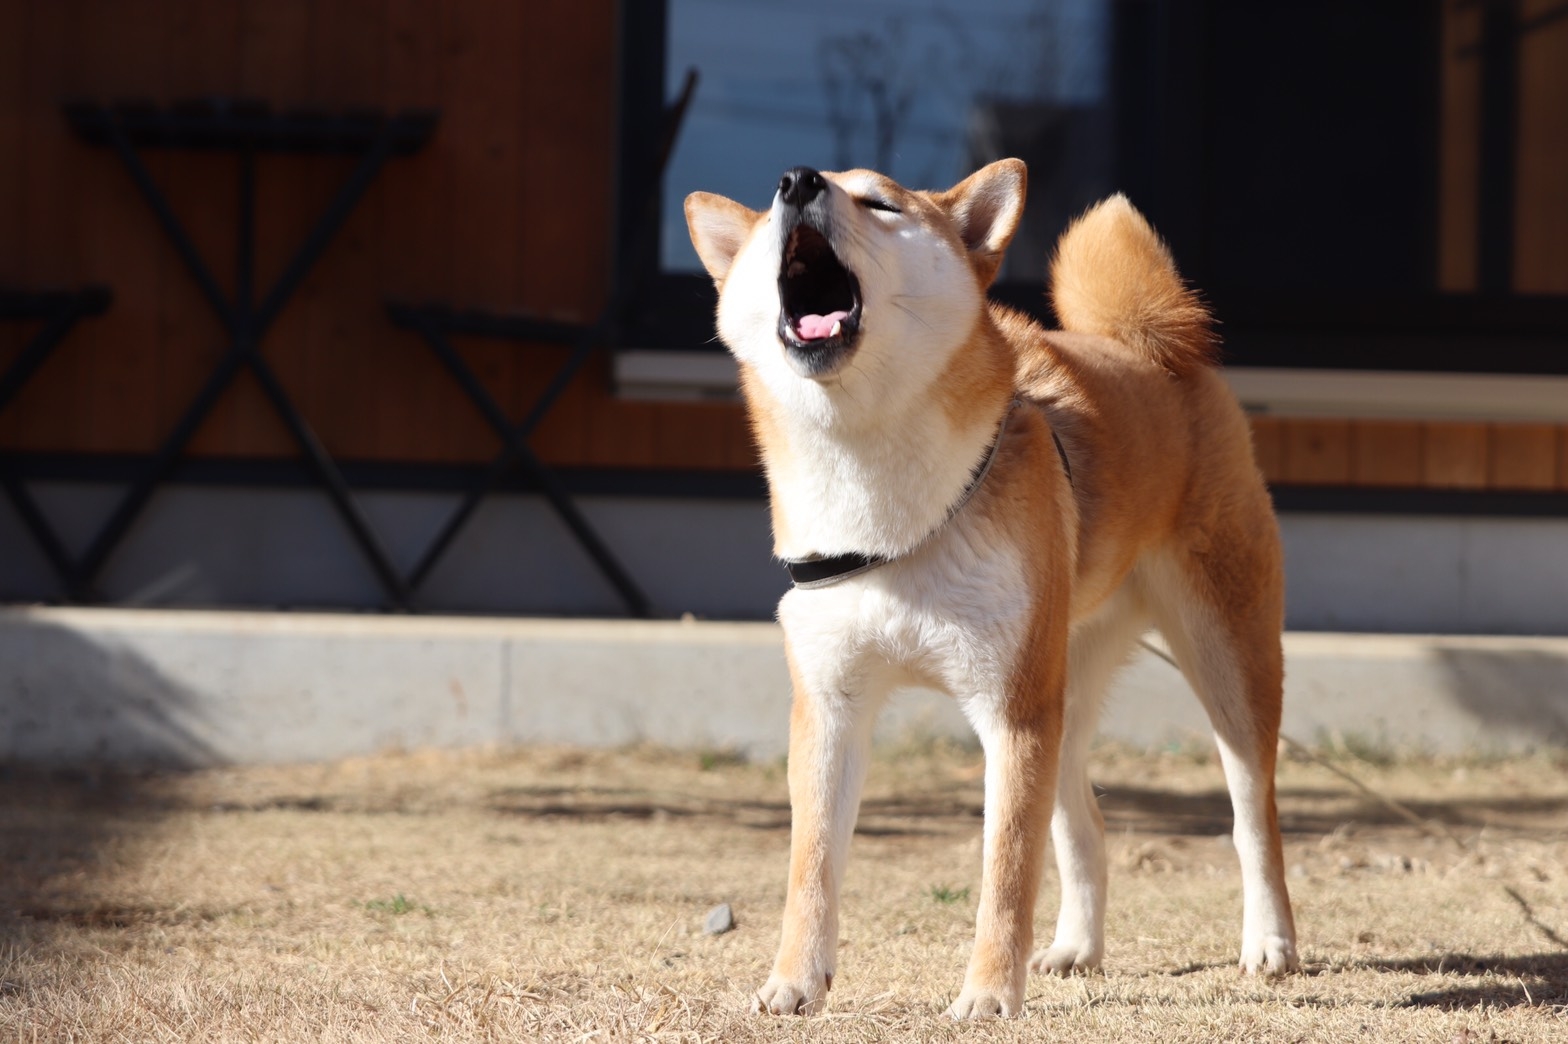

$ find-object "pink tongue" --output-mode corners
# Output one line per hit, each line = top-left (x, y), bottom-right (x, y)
(794, 310), (850, 341)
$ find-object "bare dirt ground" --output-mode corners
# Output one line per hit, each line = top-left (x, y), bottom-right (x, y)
(2, 740), (1565, 1042)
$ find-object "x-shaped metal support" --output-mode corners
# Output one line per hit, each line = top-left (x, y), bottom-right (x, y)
(0, 286), (112, 597)
(387, 304), (652, 616)
(383, 70), (699, 618)
(64, 103), (436, 606)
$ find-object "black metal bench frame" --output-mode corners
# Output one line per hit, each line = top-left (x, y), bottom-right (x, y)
(386, 70), (699, 619)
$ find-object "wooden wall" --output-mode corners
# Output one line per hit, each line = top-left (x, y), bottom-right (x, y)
(0, 1), (1561, 489)
(1250, 418), (1568, 490)
(0, 0), (755, 471)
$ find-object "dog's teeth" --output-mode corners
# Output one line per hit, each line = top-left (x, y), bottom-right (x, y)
(830, 320), (842, 338)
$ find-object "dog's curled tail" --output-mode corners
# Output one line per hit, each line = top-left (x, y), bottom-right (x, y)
(1049, 194), (1216, 377)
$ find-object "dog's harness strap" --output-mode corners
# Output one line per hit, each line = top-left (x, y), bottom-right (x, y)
(782, 398), (1036, 590)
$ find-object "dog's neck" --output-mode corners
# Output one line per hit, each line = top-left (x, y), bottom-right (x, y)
(742, 323), (1016, 562)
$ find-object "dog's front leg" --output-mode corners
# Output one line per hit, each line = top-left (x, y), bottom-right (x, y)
(753, 658), (877, 1016)
(948, 698), (1061, 1018)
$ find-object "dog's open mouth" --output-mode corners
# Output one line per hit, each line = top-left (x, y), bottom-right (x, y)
(777, 223), (862, 377)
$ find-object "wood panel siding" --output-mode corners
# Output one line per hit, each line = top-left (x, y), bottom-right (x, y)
(1489, 422), (1558, 489)
(1249, 418), (1568, 492)
(1351, 420), (1424, 488)
(0, 0), (762, 474)
(1422, 422), (1490, 489)
(1280, 418), (1351, 486)
(0, 1), (1563, 492)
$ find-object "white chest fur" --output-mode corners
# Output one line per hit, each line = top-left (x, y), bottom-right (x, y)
(777, 508), (1032, 707)
(763, 400), (1002, 562)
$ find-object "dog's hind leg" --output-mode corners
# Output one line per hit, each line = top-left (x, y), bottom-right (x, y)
(1142, 542), (1299, 975)
(1030, 591), (1148, 976)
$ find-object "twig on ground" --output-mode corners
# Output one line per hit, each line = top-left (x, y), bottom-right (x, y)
(1277, 734), (1471, 852)
(1503, 886), (1568, 950)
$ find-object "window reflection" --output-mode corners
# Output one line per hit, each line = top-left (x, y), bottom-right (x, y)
(661, 0), (1113, 281)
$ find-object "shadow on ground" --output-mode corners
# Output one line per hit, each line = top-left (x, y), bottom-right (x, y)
(0, 766), (182, 962)
(481, 779), (1568, 844)
(1363, 952), (1568, 1010)
(1099, 784), (1568, 838)
(1169, 951), (1568, 1010)
(0, 616), (212, 967)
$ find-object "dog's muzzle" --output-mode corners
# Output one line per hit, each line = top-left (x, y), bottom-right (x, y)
(775, 168), (862, 378)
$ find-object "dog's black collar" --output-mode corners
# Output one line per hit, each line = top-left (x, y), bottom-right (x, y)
(782, 400), (1070, 590)
(783, 550), (887, 587)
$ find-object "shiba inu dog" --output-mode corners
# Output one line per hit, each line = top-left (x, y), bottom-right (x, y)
(684, 160), (1298, 1019)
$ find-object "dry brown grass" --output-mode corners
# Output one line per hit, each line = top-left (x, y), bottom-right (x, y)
(2, 739), (1565, 1042)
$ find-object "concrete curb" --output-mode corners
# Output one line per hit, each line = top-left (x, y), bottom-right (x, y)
(2, 607), (1564, 767)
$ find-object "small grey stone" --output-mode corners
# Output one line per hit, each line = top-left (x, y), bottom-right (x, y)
(704, 903), (735, 935)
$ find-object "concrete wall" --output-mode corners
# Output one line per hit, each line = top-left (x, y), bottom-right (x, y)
(2, 608), (1564, 768)
(3, 485), (1567, 634)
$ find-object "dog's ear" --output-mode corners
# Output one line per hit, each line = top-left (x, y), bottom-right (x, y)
(933, 159), (1027, 287)
(685, 192), (761, 284)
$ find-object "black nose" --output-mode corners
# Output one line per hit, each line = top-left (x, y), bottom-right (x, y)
(778, 166), (825, 208)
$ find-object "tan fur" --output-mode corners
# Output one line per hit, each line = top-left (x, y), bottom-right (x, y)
(685, 162), (1297, 1019)
(848, 165), (1021, 432)
(1050, 194), (1217, 377)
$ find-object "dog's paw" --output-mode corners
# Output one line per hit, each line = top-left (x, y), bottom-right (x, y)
(751, 972), (830, 1016)
(1239, 934), (1299, 976)
(944, 985), (1020, 1020)
(1028, 940), (1103, 976)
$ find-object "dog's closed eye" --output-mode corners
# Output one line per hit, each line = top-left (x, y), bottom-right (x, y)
(856, 196), (902, 214)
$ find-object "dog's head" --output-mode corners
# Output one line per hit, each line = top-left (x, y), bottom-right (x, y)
(685, 160), (1026, 410)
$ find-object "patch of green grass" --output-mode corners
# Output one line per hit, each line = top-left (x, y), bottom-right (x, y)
(927, 884), (970, 905)
(362, 894), (430, 917)
(696, 747), (747, 772)
(1319, 729), (1398, 767)
(1148, 736), (1213, 766)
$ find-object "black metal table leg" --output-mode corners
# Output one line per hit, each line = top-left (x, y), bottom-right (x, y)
(73, 115), (415, 607)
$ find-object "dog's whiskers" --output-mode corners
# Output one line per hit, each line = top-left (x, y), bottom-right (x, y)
(891, 300), (933, 330)
(839, 227), (889, 276)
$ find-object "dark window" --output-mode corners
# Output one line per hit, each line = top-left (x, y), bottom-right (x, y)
(660, 0), (1114, 283)
(623, 0), (1568, 373)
